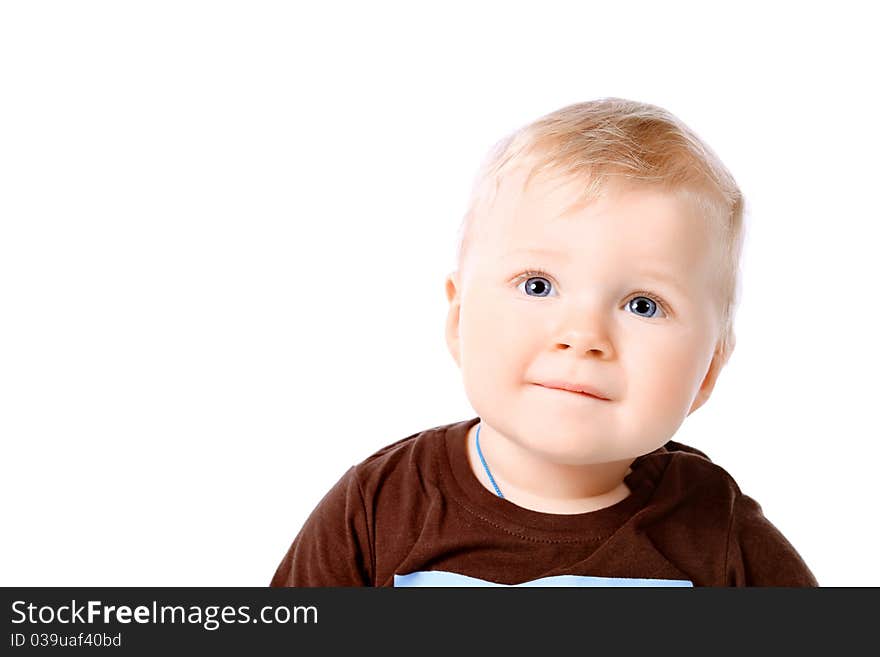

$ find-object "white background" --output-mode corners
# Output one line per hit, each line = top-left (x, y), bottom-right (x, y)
(1, 1), (877, 586)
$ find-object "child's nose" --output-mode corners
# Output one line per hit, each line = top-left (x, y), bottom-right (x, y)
(551, 304), (614, 357)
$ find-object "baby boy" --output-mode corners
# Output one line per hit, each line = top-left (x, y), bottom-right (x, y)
(271, 98), (817, 586)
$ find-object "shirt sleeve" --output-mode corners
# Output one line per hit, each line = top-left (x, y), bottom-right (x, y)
(725, 493), (818, 586)
(270, 466), (374, 587)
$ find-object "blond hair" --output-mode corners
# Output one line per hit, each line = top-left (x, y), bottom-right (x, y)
(454, 97), (745, 364)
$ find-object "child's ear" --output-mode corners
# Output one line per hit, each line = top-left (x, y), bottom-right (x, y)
(444, 271), (463, 367)
(687, 333), (736, 416)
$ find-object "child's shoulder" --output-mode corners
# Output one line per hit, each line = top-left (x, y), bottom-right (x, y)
(347, 417), (467, 487)
(633, 438), (746, 504)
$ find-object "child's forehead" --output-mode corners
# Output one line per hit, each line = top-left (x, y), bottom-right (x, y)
(482, 164), (690, 230)
(484, 174), (702, 246)
(463, 172), (722, 288)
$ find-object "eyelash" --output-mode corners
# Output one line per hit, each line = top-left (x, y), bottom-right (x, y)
(514, 268), (670, 314)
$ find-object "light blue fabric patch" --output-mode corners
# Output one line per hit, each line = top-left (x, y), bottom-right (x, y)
(394, 570), (693, 587)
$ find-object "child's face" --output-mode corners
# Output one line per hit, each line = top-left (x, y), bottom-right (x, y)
(445, 168), (730, 465)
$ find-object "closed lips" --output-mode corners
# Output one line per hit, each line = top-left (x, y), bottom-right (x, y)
(536, 381), (610, 400)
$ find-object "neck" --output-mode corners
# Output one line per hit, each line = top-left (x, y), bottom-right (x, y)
(468, 422), (634, 514)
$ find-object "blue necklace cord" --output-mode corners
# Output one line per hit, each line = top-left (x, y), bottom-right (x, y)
(475, 424), (505, 499)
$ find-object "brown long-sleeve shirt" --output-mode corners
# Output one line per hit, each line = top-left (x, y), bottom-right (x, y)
(271, 416), (818, 587)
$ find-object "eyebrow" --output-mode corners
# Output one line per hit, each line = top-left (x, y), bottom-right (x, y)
(501, 248), (687, 294)
(499, 248), (570, 261)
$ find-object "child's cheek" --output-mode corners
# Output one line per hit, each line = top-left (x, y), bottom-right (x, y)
(638, 336), (715, 416)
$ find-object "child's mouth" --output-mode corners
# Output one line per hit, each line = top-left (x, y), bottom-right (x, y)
(534, 382), (611, 401)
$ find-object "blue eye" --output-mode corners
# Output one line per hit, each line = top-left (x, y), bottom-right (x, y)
(521, 275), (554, 297)
(627, 296), (663, 319)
